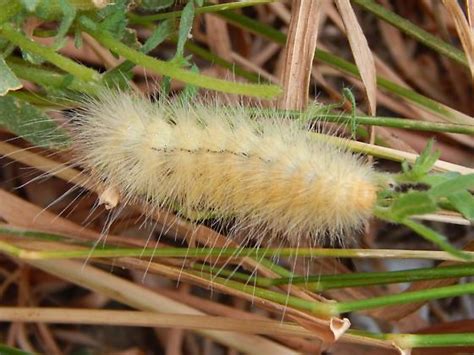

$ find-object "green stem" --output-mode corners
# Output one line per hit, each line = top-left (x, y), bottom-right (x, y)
(8, 91), (64, 107)
(1, 227), (471, 262)
(249, 108), (474, 135)
(196, 262), (474, 291)
(3, 245), (473, 262)
(0, 23), (101, 82)
(0, 240), (22, 257)
(317, 114), (474, 135)
(192, 263), (265, 286)
(394, 333), (474, 349)
(7, 58), (102, 94)
(272, 263), (474, 291)
(0, 225), (66, 241)
(353, 0), (468, 67)
(192, 253), (297, 287)
(349, 330), (474, 349)
(128, 0), (275, 24)
(335, 282), (474, 313)
(78, 16), (281, 98)
(256, 257), (296, 277)
(195, 272), (337, 317)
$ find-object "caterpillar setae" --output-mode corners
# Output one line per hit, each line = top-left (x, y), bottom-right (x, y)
(70, 90), (379, 247)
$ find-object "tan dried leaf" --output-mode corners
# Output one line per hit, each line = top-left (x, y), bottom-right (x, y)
(443, 0), (474, 81)
(279, 0), (323, 110)
(335, 0), (377, 116)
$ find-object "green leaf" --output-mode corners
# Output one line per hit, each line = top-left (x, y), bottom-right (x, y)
(73, 27), (83, 48)
(76, 15), (97, 31)
(0, 57), (22, 96)
(121, 27), (141, 49)
(22, 52), (44, 65)
(161, 75), (171, 96)
(98, 0), (128, 40)
(141, 19), (174, 53)
(175, 1), (195, 60)
(416, 139), (440, 171)
(402, 139), (440, 180)
(0, 95), (69, 148)
(389, 191), (437, 221)
(60, 73), (75, 89)
(35, 0), (67, 20)
(429, 174), (474, 198)
(179, 63), (200, 101)
(53, 0), (76, 49)
(139, 0), (174, 11)
(0, 343), (34, 355)
(342, 87), (357, 137)
(421, 171), (460, 187)
(448, 191), (474, 221)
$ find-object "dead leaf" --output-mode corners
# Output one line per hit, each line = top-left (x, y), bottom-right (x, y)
(443, 0), (474, 81)
(335, 0), (377, 116)
(279, 0), (324, 110)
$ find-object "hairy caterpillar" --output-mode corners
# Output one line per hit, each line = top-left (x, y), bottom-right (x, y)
(70, 90), (378, 247)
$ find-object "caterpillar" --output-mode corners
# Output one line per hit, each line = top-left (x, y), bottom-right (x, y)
(70, 90), (379, 247)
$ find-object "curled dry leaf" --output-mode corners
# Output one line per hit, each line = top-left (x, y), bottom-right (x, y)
(98, 185), (120, 210)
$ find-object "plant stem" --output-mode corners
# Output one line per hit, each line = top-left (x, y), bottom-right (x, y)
(271, 263), (474, 291)
(128, 0), (275, 24)
(0, 244), (471, 263)
(1, 225), (471, 262)
(9, 91), (65, 107)
(78, 17), (281, 98)
(198, 273), (337, 317)
(394, 333), (474, 349)
(318, 114), (474, 135)
(348, 329), (474, 349)
(0, 23), (101, 83)
(196, 262), (474, 291)
(353, 0), (468, 67)
(192, 263), (265, 286)
(0, 240), (22, 257)
(249, 107), (474, 134)
(335, 282), (474, 313)
(7, 58), (102, 94)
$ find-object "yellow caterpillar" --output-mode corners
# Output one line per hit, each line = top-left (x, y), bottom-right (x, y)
(71, 90), (378, 246)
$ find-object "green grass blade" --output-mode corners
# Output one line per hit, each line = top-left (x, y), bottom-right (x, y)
(353, 0), (468, 67)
